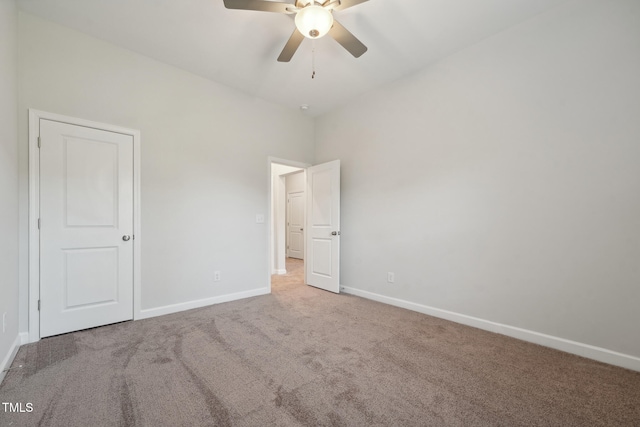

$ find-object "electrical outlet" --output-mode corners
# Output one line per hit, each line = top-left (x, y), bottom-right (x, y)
(214, 271), (221, 282)
(387, 272), (395, 283)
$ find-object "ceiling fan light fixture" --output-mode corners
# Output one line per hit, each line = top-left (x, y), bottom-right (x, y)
(295, 5), (334, 39)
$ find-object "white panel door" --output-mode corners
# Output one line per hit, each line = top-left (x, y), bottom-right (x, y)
(287, 191), (305, 259)
(305, 160), (340, 293)
(39, 119), (134, 337)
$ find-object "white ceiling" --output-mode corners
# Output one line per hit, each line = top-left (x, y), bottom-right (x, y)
(17, 0), (565, 116)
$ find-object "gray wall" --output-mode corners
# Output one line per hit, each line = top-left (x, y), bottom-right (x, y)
(17, 13), (315, 324)
(315, 0), (640, 358)
(0, 0), (20, 371)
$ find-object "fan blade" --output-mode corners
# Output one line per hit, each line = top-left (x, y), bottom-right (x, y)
(330, 0), (368, 12)
(277, 28), (305, 62)
(223, 0), (293, 13)
(328, 20), (367, 58)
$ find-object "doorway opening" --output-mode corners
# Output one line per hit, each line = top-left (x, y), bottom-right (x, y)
(269, 159), (308, 291)
(268, 157), (341, 294)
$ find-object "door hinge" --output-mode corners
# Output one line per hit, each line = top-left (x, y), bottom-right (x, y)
(37, 218), (40, 229)
(38, 300), (41, 311)
(37, 137), (41, 148)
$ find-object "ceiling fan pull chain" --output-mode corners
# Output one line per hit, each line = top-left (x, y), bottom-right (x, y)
(311, 42), (316, 79)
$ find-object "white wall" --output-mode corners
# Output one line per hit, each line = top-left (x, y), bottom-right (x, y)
(315, 0), (640, 361)
(0, 0), (20, 376)
(18, 13), (315, 321)
(285, 171), (305, 194)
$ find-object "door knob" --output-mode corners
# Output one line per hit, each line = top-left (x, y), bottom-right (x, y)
(331, 231), (341, 236)
(300, 228), (304, 231)
(122, 235), (131, 241)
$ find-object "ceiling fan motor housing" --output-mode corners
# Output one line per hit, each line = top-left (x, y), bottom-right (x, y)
(295, 4), (334, 39)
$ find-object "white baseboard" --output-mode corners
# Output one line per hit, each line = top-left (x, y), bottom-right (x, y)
(274, 269), (287, 275)
(0, 333), (25, 385)
(341, 286), (640, 372)
(137, 287), (270, 320)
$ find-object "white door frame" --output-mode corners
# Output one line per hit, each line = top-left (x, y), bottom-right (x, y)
(267, 157), (310, 292)
(28, 109), (142, 343)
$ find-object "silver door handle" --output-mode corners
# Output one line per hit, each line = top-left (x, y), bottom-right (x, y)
(122, 235), (131, 241)
(300, 228), (304, 231)
(331, 231), (341, 236)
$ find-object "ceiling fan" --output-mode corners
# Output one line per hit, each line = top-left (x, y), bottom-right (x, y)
(223, 0), (369, 62)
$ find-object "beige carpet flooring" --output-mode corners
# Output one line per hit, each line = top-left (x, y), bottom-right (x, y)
(1, 257), (639, 426)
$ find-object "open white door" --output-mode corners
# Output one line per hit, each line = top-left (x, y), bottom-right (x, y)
(305, 160), (340, 293)
(39, 119), (134, 337)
